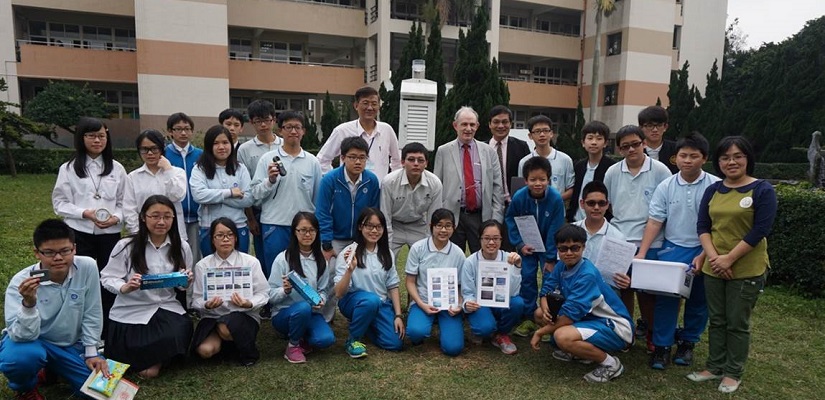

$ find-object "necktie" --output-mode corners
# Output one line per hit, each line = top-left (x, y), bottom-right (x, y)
(496, 141), (507, 195)
(463, 144), (478, 211)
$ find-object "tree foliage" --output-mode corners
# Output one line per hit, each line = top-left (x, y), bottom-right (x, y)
(665, 61), (697, 138)
(589, 0), (617, 120)
(436, 4), (509, 145)
(320, 91), (342, 144)
(302, 113), (320, 150)
(22, 81), (109, 137)
(424, 12), (447, 112)
(691, 59), (726, 145)
(379, 21), (425, 134)
(0, 78), (49, 177)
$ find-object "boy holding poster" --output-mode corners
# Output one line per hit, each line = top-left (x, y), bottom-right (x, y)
(505, 156), (566, 337)
(461, 220), (524, 355)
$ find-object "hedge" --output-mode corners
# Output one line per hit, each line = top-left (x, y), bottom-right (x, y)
(701, 162), (809, 181)
(0, 148), (144, 174)
(768, 184), (825, 297)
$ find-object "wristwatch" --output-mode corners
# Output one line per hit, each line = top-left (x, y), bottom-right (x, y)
(322, 242), (333, 251)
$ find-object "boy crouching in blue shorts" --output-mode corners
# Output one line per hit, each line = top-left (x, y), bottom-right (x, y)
(530, 224), (634, 383)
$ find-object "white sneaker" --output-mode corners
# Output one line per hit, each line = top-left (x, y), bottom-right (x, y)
(584, 356), (624, 383)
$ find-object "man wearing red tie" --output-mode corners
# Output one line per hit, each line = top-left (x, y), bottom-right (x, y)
(434, 106), (504, 253)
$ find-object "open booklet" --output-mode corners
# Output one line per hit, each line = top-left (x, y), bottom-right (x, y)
(80, 359), (139, 400)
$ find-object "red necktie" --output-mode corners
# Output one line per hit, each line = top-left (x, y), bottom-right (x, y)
(463, 144), (478, 211)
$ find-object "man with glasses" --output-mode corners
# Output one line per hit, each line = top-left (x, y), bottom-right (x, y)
(488, 105), (530, 252)
(639, 106), (678, 174)
(165, 112), (203, 262)
(238, 100), (284, 282)
(1, 219), (107, 400)
(380, 142), (443, 258)
(251, 110), (322, 278)
(315, 136), (381, 321)
(316, 86), (401, 182)
(517, 115), (575, 201)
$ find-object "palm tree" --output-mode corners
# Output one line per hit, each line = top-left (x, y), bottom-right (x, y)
(589, 0), (617, 121)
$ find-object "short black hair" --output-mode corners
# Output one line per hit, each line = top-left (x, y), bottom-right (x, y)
(527, 115), (553, 132)
(341, 136), (369, 156)
(676, 131), (710, 157)
(615, 125), (645, 145)
(713, 136), (756, 176)
(638, 106), (668, 125)
(401, 142), (428, 160)
(581, 181), (608, 199)
(488, 105), (513, 122)
(430, 208), (455, 227)
(354, 86), (379, 102)
(478, 219), (504, 238)
(521, 156), (552, 180)
(582, 121), (610, 139)
(247, 99), (275, 121)
(209, 217), (240, 253)
(167, 112), (194, 130)
(277, 110), (304, 128)
(554, 224), (587, 245)
(219, 109), (244, 126)
(134, 129), (165, 151)
(33, 219), (75, 248)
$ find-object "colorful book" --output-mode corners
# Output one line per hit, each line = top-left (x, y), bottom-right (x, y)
(140, 271), (188, 290)
(287, 270), (323, 307)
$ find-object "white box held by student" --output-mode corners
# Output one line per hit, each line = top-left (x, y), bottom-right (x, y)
(630, 259), (693, 298)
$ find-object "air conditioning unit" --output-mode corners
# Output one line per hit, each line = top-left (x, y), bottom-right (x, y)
(399, 60), (437, 150)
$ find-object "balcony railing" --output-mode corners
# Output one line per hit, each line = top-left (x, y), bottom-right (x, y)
(499, 25), (580, 38)
(228, 53), (359, 69)
(286, 0), (363, 10)
(501, 75), (577, 86)
(16, 38), (136, 52)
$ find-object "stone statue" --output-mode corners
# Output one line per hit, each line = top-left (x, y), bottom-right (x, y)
(808, 131), (825, 188)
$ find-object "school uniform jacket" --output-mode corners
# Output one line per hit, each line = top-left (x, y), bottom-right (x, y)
(315, 166), (380, 246)
(646, 139), (679, 174)
(566, 155), (616, 222)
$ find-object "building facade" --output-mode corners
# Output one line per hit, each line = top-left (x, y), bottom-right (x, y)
(0, 0), (726, 145)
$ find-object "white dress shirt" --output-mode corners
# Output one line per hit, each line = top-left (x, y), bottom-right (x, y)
(316, 119), (402, 182)
(52, 157), (127, 235)
(191, 250), (270, 323)
(123, 164), (188, 239)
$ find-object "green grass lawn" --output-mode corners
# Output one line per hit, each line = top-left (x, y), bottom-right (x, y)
(0, 174), (823, 399)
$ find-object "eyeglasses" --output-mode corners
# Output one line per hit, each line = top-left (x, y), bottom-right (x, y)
(719, 154), (747, 164)
(251, 118), (275, 126)
(345, 155), (368, 163)
(139, 146), (161, 155)
(584, 200), (609, 207)
(357, 100), (379, 108)
(83, 133), (107, 140)
(145, 214), (174, 221)
(642, 122), (666, 130)
(557, 245), (583, 253)
(530, 128), (553, 135)
(618, 141), (643, 151)
(281, 125), (304, 132)
(213, 233), (235, 241)
(171, 127), (193, 133)
(490, 119), (511, 126)
(37, 248), (73, 258)
(405, 157), (426, 164)
(361, 223), (384, 232)
(434, 224), (454, 231)
(481, 236), (502, 243)
(296, 228), (317, 236)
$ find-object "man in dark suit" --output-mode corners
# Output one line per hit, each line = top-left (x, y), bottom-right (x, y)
(639, 106), (678, 174)
(488, 105), (530, 250)
(567, 121), (616, 222)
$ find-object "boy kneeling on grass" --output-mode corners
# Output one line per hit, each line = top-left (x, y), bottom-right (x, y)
(530, 224), (634, 383)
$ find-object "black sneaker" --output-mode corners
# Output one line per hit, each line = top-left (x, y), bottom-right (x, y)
(673, 340), (695, 366)
(259, 304), (272, 320)
(649, 346), (671, 370)
(635, 318), (647, 338)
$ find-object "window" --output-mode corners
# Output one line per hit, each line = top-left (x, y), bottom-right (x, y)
(94, 89), (139, 119)
(260, 41), (303, 63)
(500, 14), (527, 29)
(26, 21), (134, 51)
(603, 84), (619, 106)
(391, 0), (421, 21)
(672, 26), (682, 49)
(535, 20), (550, 32)
(229, 38), (252, 60)
(607, 32), (622, 56)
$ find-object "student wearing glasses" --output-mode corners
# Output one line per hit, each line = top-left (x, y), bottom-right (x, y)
(251, 111), (322, 278)
(316, 86), (401, 181)
(572, 181), (629, 291)
(124, 129), (188, 240)
(517, 115), (575, 201)
(315, 136), (381, 321)
(164, 112), (203, 263)
(380, 142), (443, 258)
(602, 125), (672, 352)
(100, 195), (194, 379)
(639, 106), (678, 174)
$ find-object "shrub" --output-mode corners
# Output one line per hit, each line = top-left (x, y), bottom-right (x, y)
(702, 162), (808, 180)
(0, 148), (144, 174)
(768, 184), (825, 297)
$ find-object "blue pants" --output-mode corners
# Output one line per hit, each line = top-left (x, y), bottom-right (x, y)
(652, 241), (708, 347)
(338, 291), (402, 351)
(467, 295), (526, 337)
(251, 208), (266, 273)
(271, 302), (335, 348)
(199, 226), (250, 258)
(551, 318), (627, 353)
(406, 303), (464, 356)
(262, 224), (291, 279)
(519, 254), (542, 319)
(0, 336), (93, 394)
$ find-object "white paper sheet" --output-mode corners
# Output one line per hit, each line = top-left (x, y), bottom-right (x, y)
(514, 215), (546, 252)
(476, 261), (511, 308)
(204, 267), (254, 302)
(593, 236), (636, 288)
(427, 268), (459, 310)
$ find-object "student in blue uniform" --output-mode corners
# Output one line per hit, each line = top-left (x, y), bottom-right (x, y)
(335, 208), (404, 358)
(405, 209), (467, 357)
(269, 212), (335, 364)
(462, 220), (524, 355)
(190, 125), (254, 257)
(0, 219), (108, 400)
(164, 112), (203, 262)
(531, 224), (634, 383)
(506, 156), (566, 337)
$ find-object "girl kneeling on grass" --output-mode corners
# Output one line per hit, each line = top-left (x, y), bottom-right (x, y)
(101, 195), (193, 379)
(191, 217), (270, 366)
(461, 220), (524, 355)
(269, 212), (335, 364)
(334, 208), (404, 358)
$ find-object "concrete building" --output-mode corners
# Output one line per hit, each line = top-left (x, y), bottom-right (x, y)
(0, 0), (726, 146)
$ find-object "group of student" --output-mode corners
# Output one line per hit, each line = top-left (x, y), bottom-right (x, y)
(0, 84), (776, 398)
